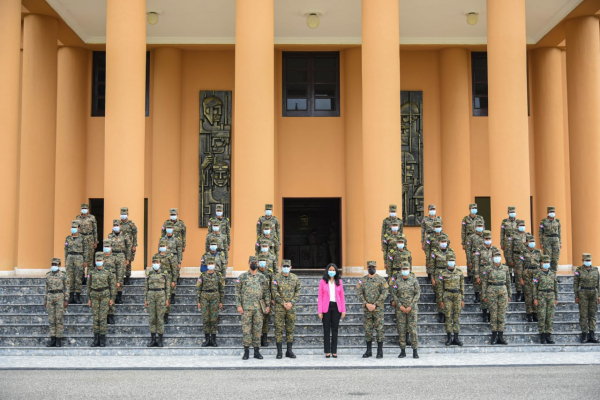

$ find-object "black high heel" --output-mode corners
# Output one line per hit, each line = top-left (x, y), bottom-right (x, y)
(332, 354), (337, 358)
(326, 354), (331, 358)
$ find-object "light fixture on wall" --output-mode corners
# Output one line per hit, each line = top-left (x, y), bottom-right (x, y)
(307, 13), (320, 29)
(466, 12), (478, 26)
(147, 12), (159, 25)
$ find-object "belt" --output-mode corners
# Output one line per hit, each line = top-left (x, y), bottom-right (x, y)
(113, 251), (123, 254)
(513, 251), (521, 254)
(488, 282), (505, 286)
(539, 289), (554, 292)
(445, 289), (461, 293)
(148, 288), (164, 291)
(68, 252), (82, 255)
(80, 232), (92, 236)
(47, 290), (64, 294)
(91, 287), (109, 292)
(526, 267), (538, 270)
(580, 286), (597, 290)
(202, 289), (217, 293)
(545, 234), (559, 238)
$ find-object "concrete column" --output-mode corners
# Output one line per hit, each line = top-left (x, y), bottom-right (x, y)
(486, 0), (531, 245)
(104, 0), (146, 266)
(151, 48), (182, 255)
(565, 16), (600, 261)
(439, 48), (471, 267)
(17, 15), (58, 270)
(531, 47), (569, 267)
(54, 47), (88, 259)
(361, 0), (402, 266)
(232, 0), (274, 270)
(0, 0), (22, 272)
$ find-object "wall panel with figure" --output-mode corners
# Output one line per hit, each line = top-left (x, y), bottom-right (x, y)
(401, 90), (424, 226)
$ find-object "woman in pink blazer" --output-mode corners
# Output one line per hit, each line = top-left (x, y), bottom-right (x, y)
(318, 263), (346, 358)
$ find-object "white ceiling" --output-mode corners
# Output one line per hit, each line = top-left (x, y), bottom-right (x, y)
(46, 0), (583, 45)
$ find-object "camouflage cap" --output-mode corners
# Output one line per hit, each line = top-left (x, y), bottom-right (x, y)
(517, 220), (525, 226)
(265, 204), (273, 210)
(209, 237), (218, 245)
(170, 208), (178, 215)
(152, 255), (160, 263)
(389, 204), (397, 211)
(159, 238), (168, 246)
(541, 255), (551, 262)
(164, 221), (174, 228)
(483, 230), (492, 239)
(249, 256), (258, 263)
(469, 203), (477, 209)
(51, 257), (61, 265)
(81, 203), (89, 209)
(216, 204), (223, 211)
(259, 239), (270, 246)
(526, 234), (535, 242)
(390, 220), (400, 226)
(476, 220), (484, 226)
(428, 204), (436, 210)
(396, 236), (406, 243)
(433, 220), (442, 227)
(366, 261), (377, 268)
(262, 221), (272, 229)
(446, 253), (456, 260)
(583, 253), (592, 261)
(438, 233), (449, 242)
(508, 206), (516, 212)
(492, 248), (502, 257)
(258, 253), (269, 261)
(120, 207), (128, 214)
(71, 220), (80, 228)
(112, 219), (121, 226)
(103, 239), (112, 247)
(401, 261), (410, 269)
(95, 252), (104, 261)
(282, 259), (291, 267)
(547, 206), (555, 212)
(205, 255), (216, 264)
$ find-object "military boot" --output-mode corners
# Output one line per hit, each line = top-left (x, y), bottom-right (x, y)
(515, 291), (522, 302)
(490, 331), (498, 345)
(211, 334), (218, 347)
(540, 333), (547, 344)
(519, 292), (525, 302)
(74, 293), (82, 304)
(487, 310), (491, 323)
(68, 293), (75, 304)
(46, 337), (56, 347)
(261, 333), (268, 347)
(405, 332), (412, 346)
(91, 333), (99, 347)
(253, 347), (263, 359)
(82, 275), (87, 286)
(445, 333), (453, 346)
(362, 341), (372, 358)
(376, 341), (383, 358)
(581, 332), (589, 343)
(55, 337), (62, 347)
(526, 314), (533, 322)
(453, 333), (463, 346)
(399, 348), (406, 358)
(588, 332), (599, 343)
(157, 334), (164, 347)
(482, 309), (487, 322)
(545, 333), (555, 344)
(107, 314), (115, 325)
(497, 332), (508, 345)
(99, 334), (106, 347)
(438, 312), (445, 323)
(147, 333), (157, 347)
(201, 334), (211, 347)
(276, 343), (283, 359)
(242, 346), (250, 360)
(533, 313), (538, 322)
(474, 292), (480, 303)
(124, 276), (130, 286)
(413, 349), (419, 359)
(286, 342), (296, 359)
(170, 293), (175, 304)
(115, 292), (123, 304)
(164, 313), (169, 324)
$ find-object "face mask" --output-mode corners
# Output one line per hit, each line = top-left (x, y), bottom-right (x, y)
(170, 215), (177, 221)
(401, 270), (410, 276)
(548, 212), (555, 218)
(152, 264), (160, 270)
(476, 227), (484, 232)
(159, 246), (167, 252)
(209, 245), (217, 252)
(282, 267), (291, 274)
(434, 227), (442, 233)
(216, 211), (223, 217)
(484, 240), (492, 246)
(71, 228), (78, 234)
(51, 266), (59, 272)
(397, 243), (405, 250)
(259, 261), (266, 268)
(81, 209), (88, 214)
(448, 261), (456, 268)
(518, 226), (525, 232)
(367, 267), (376, 275)
(166, 228), (173, 234)
(509, 212), (516, 218)
(429, 210), (436, 216)
(471, 209), (478, 215)
(390, 212), (396, 218)
(264, 229), (271, 235)
(120, 215), (127, 220)
(250, 263), (258, 271)
(95, 261), (104, 267)
(528, 242), (535, 248)
(265, 210), (272, 216)
(542, 263), (550, 270)
(328, 271), (336, 277)
(113, 226), (120, 232)
(440, 242), (448, 249)
(261, 247), (269, 253)
(584, 261), (592, 267)
(103, 247), (111, 253)
(212, 226), (220, 232)
(493, 256), (502, 264)
(207, 265), (216, 271)
(391, 226), (399, 232)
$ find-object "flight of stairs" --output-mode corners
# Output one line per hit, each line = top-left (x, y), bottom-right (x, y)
(0, 275), (597, 355)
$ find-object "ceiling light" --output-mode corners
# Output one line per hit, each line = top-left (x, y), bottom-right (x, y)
(307, 13), (320, 29)
(466, 12), (478, 26)
(147, 12), (159, 25)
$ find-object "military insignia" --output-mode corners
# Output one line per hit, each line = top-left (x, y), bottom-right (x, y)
(64, 241), (68, 246)
(383, 239), (387, 244)
(467, 242), (470, 245)
(200, 258), (205, 263)
(426, 240), (430, 244)
(439, 275), (444, 280)
(508, 238), (512, 241)
(388, 256), (393, 261)
(236, 279), (240, 283)
(273, 280), (278, 285)
(198, 278), (202, 283)
(393, 285), (398, 289)
(475, 251), (480, 256)
(257, 220), (261, 225)
(431, 254), (435, 258)
(540, 224), (544, 228)
(575, 271), (580, 276)
(482, 271), (487, 275)
(520, 256), (525, 260)
(533, 278), (538, 283)
(462, 221), (466, 225)
(255, 243), (260, 247)
(161, 225), (165, 230)
(391, 277), (396, 282)
(358, 280), (362, 285)
(87, 274), (90, 279)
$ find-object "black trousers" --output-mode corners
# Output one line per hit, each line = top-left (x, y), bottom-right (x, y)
(323, 301), (342, 354)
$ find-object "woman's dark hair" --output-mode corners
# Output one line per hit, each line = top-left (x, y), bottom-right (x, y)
(322, 263), (340, 286)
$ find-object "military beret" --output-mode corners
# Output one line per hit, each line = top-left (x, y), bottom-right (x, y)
(216, 204), (223, 211)
(209, 237), (218, 244)
(265, 204), (273, 210)
(205, 255), (216, 263)
(389, 204), (397, 212)
(120, 207), (128, 214)
(541, 255), (551, 262)
(95, 252), (104, 261)
(282, 259), (291, 267)
(51, 257), (61, 265)
(508, 206), (516, 212)
(81, 203), (89, 209)
(164, 221), (174, 228)
(249, 256), (258, 263)
(433, 220), (442, 227)
(428, 204), (436, 210)
(258, 253), (268, 260)
(517, 220), (525, 226)
(71, 220), (80, 228)
(446, 253), (456, 260)
(262, 221), (272, 228)
(583, 253), (592, 261)
(391, 220), (400, 226)
(469, 203), (477, 209)
(112, 219), (121, 225)
(547, 206), (555, 212)
(483, 230), (492, 239)
(366, 261), (377, 268)
(170, 208), (178, 215)
(103, 239), (112, 246)
(492, 248), (502, 257)
(152, 255), (160, 262)
(526, 234), (535, 242)
(401, 261), (410, 269)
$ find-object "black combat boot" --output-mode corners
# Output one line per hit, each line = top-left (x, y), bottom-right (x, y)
(427, 273), (431, 281)
(125, 276), (131, 286)
(55, 337), (62, 347)
(511, 274), (515, 283)
(115, 292), (122, 304)
(68, 293), (75, 304)
(497, 331), (508, 345)
(202, 334), (210, 347)
(406, 332), (412, 346)
(526, 314), (533, 322)
(286, 342), (296, 359)
(261, 333), (268, 347)
(147, 333), (157, 347)
(170, 293), (175, 304)
(46, 337), (56, 347)
(157, 334), (163, 347)
(445, 333), (453, 346)
(376, 341), (383, 358)
(540, 333), (547, 344)
(99, 334), (106, 347)
(413, 349), (419, 359)
(533, 313), (538, 322)
(588, 332), (599, 344)
(438, 312), (445, 323)
(82, 275), (87, 286)
(487, 310), (491, 323)
(74, 293), (82, 304)
(276, 342), (283, 359)
(91, 333), (99, 347)
(581, 332), (589, 343)
(519, 292), (525, 302)
(515, 291), (521, 302)
(211, 334), (218, 347)
(482, 309), (488, 322)
(453, 333), (463, 346)
(399, 348), (406, 358)
(474, 292), (480, 303)
(362, 341), (372, 358)
(107, 314), (115, 325)
(253, 347), (263, 359)
(164, 313), (169, 324)
(242, 346), (250, 360)
(545, 333), (555, 344)
(490, 331), (498, 345)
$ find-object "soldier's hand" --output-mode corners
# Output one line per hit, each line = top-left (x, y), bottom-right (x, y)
(44, 302), (47, 307)
(237, 306), (244, 314)
(109, 300), (114, 306)
(219, 303), (223, 309)
(462, 245), (466, 250)
(533, 299), (538, 307)
(64, 301), (69, 308)
(198, 303), (202, 310)
(507, 297), (510, 303)
(520, 279), (524, 286)
(182, 247), (186, 252)
(597, 297), (600, 304)
(166, 300), (169, 307)
(117, 283), (120, 288)
(575, 297), (579, 304)
(94, 243), (97, 249)
(501, 246), (505, 251)
(227, 246), (230, 251)
(431, 278), (436, 286)
(126, 260), (130, 266)
(476, 278), (481, 285)
(88, 300), (91, 307)
(341, 312), (346, 319)
(391, 301), (396, 307)
(318, 313), (323, 320)
(271, 300), (274, 306)
(178, 264), (182, 270)
(145, 301), (148, 307)
(405, 306), (412, 313)
(483, 298), (488, 303)
(554, 300), (558, 306)
(265, 307), (270, 314)
(83, 262), (88, 268)
(461, 301), (465, 308)
(132, 246), (137, 253)
(540, 244), (544, 250)
(171, 282), (175, 288)
(440, 302), (444, 309)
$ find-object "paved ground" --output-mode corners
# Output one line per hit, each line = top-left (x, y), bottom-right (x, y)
(0, 366), (598, 399)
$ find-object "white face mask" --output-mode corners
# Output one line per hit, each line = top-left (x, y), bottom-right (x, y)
(476, 227), (484, 232)
(493, 256), (502, 264)
(166, 228), (173, 234)
(170, 215), (177, 221)
(152, 264), (160, 270)
(484, 240), (492, 246)
(397, 243), (405, 250)
(434, 227), (442, 233)
(518, 226), (525, 232)
(216, 211), (223, 217)
(212, 226), (220, 232)
(265, 210), (272, 216)
(542, 263), (550, 270)
(282, 267), (291, 274)
(264, 229), (271, 235)
(51, 266), (59, 272)
(259, 261), (267, 268)
(103, 247), (111, 253)
(120, 215), (127, 220)
(261, 247), (269, 253)
(159, 246), (167, 252)
(210, 245), (217, 252)
(440, 242), (448, 249)
(429, 210), (436, 216)
(95, 261), (104, 267)
(391, 226), (399, 232)
(471, 209), (478, 215)
(81, 209), (88, 214)
(548, 212), (555, 218)
(509, 212), (516, 218)
(113, 226), (120, 232)
(390, 212), (396, 218)
(207, 265), (216, 271)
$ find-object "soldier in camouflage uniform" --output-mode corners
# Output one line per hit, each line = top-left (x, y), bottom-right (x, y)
(500, 206), (523, 283)
(430, 234), (455, 323)
(482, 248), (511, 345)
(44, 258), (69, 347)
(162, 220), (182, 303)
(539, 206), (561, 272)
(382, 218), (408, 273)
(103, 239), (125, 306)
(145, 255), (171, 348)
(461, 203), (485, 284)
(272, 260), (302, 359)
(197, 255), (224, 347)
(108, 219), (132, 288)
(97, 241), (118, 325)
(256, 204), (281, 242)
(201, 237), (227, 276)
(65, 220), (88, 304)
(424, 220), (445, 278)
(161, 208), (187, 267)
(574, 253), (599, 344)
(76, 203), (98, 285)
(440, 253), (465, 347)
(87, 252), (116, 348)
(154, 239), (177, 324)
(258, 253), (275, 346)
(533, 255), (558, 344)
(387, 236), (412, 278)
(381, 204), (403, 266)
(507, 220), (529, 301)
(390, 262), (420, 359)
(357, 261), (389, 358)
(119, 207), (138, 284)
(473, 230), (498, 322)
(255, 225), (280, 266)
(466, 220), (485, 289)
(207, 203), (231, 259)
(421, 204), (442, 257)
(205, 223), (229, 266)
(518, 234), (542, 322)
(236, 256), (270, 360)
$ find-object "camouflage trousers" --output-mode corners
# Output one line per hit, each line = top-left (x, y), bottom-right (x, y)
(443, 292), (462, 333)
(241, 308), (263, 347)
(543, 237), (561, 272)
(395, 305), (418, 349)
(537, 291), (556, 333)
(114, 253), (126, 293)
(363, 305), (385, 342)
(523, 269), (538, 314)
(200, 292), (220, 335)
(66, 254), (84, 294)
(275, 305), (297, 343)
(90, 289), (110, 334)
(261, 306), (273, 335)
(486, 286), (508, 331)
(475, 275), (488, 311)
(82, 235), (95, 266)
(466, 258), (474, 280)
(46, 292), (65, 337)
(513, 262), (523, 292)
(433, 269), (445, 313)
(578, 289), (598, 333)
(148, 290), (166, 334)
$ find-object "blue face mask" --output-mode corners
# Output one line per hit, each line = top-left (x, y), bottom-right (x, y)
(390, 212), (396, 218)
(542, 263), (550, 270)
(71, 228), (78, 234)
(429, 210), (436, 216)
(509, 212), (516, 218)
(584, 261), (592, 267)
(493, 257), (502, 264)
(476, 227), (484, 232)
(159, 246), (167, 253)
(391, 226), (399, 232)
(212, 226), (220, 232)
(152, 264), (160, 271)
(518, 226), (525, 232)
(166, 228), (173, 234)
(282, 267), (291, 274)
(210, 245), (217, 252)
(328, 270), (336, 277)
(259, 261), (266, 268)
(528, 242), (535, 248)
(397, 243), (405, 249)
(264, 229), (271, 235)
(440, 242), (448, 249)
(471, 209), (478, 215)
(265, 210), (272, 216)
(261, 247), (269, 253)
(447, 261), (456, 268)
(113, 226), (120, 232)
(548, 212), (555, 218)
(81, 209), (88, 214)
(103, 247), (111, 253)
(170, 215), (177, 221)
(207, 265), (215, 271)
(51, 266), (59, 272)
(434, 227), (442, 233)
(95, 261), (103, 267)
(216, 211), (223, 217)
(401, 270), (410, 276)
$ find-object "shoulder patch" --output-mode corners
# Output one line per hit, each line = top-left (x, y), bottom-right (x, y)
(462, 221), (466, 225)
(482, 271), (487, 275)
(236, 278), (240, 283)
(358, 279), (362, 285)
(574, 271), (580, 276)
(272, 280), (278, 285)
(533, 278), (538, 283)
(540, 224), (544, 228)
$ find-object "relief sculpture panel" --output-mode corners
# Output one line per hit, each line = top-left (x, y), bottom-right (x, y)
(401, 91), (424, 226)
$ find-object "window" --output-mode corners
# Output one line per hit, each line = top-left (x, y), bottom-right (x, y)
(471, 52), (488, 117)
(92, 51), (150, 117)
(282, 52), (340, 117)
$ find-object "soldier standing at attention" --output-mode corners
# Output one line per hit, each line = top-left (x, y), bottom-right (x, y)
(65, 220), (88, 304)
(145, 255), (170, 348)
(382, 220), (406, 274)
(255, 223), (280, 266)
(500, 206), (523, 283)
(197, 255), (224, 347)
(508, 221), (529, 302)
(381, 204), (403, 266)
(162, 221), (182, 304)
(461, 203), (485, 284)
(440, 253), (465, 347)
(161, 208), (187, 270)
(98, 243), (118, 325)
(466, 220), (485, 288)
(574, 253), (599, 343)
(533, 255), (558, 344)
(357, 261), (389, 359)
(518, 235), (542, 322)
(119, 207), (138, 284)
(431, 234), (455, 323)
(482, 248), (511, 345)
(258, 254), (275, 347)
(205, 222), (228, 267)
(390, 262), (420, 359)
(236, 256), (270, 360)
(76, 203), (98, 285)
(108, 218), (131, 299)
(539, 206), (562, 272)
(473, 230), (498, 322)
(387, 236), (412, 278)
(207, 204), (231, 263)
(88, 252), (116, 348)
(272, 260), (301, 359)
(154, 239), (177, 324)
(421, 204), (442, 254)
(103, 239), (125, 305)
(425, 220), (444, 279)
(201, 237), (227, 276)
(45, 258), (68, 348)
(256, 204), (281, 242)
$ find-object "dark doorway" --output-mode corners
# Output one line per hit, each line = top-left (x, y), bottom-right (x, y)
(283, 198), (341, 270)
(89, 198), (105, 246)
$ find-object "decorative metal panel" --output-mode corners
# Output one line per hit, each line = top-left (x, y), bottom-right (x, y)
(401, 91), (424, 226)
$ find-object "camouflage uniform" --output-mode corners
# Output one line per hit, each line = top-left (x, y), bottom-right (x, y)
(461, 203), (485, 257)
(500, 207), (523, 280)
(256, 204), (281, 242)
(430, 236), (455, 316)
(88, 253), (116, 347)
(145, 260), (171, 336)
(255, 232), (280, 266)
(424, 221), (444, 276)
(208, 203), (231, 262)
(382, 231), (408, 274)
(533, 257), (558, 339)
(518, 235), (542, 317)
(104, 240), (125, 300)
(197, 256), (224, 338)
(387, 243), (413, 278)
(421, 204), (442, 250)
(574, 254), (600, 342)
(162, 221), (183, 299)
(205, 231), (228, 266)
(389, 264), (420, 351)
(258, 255), (275, 338)
(539, 206), (561, 272)
(64, 221), (88, 299)
(161, 208), (187, 254)
(466, 225), (485, 284)
(153, 246), (177, 315)
(381, 204), (404, 266)
(45, 258), (68, 345)
(201, 245), (227, 277)
(76, 203), (98, 268)
(356, 263), (389, 343)
(119, 207), (138, 278)
(107, 219), (132, 285)
(507, 221), (529, 294)
(236, 260), (270, 349)
(482, 249), (511, 340)
(272, 262), (301, 347)
(473, 231), (498, 314)
(440, 256), (465, 334)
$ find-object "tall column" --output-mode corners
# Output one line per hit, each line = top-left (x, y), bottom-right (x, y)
(0, 0), (21, 272)
(439, 48), (471, 267)
(232, 0), (274, 270)
(565, 16), (600, 261)
(17, 15), (58, 270)
(487, 0), (531, 245)
(531, 47), (569, 267)
(361, 0), (402, 265)
(54, 47), (88, 259)
(104, 0), (146, 267)
(151, 48), (182, 255)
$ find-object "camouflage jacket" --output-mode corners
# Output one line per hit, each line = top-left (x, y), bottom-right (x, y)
(258, 267), (275, 302)
(235, 272), (269, 310)
(440, 268), (465, 301)
(153, 252), (177, 283)
(574, 266), (600, 298)
(482, 263), (512, 298)
(205, 232), (228, 253)
(389, 275), (420, 308)
(120, 219), (138, 247)
(421, 215), (442, 244)
(201, 251), (227, 277)
(533, 270), (558, 300)
(256, 215), (281, 242)
(431, 248), (456, 271)
(161, 234), (182, 264)
(382, 232), (408, 256)
(255, 235), (280, 264)
(473, 246), (500, 278)
(161, 219), (187, 248)
(144, 268), (171, 302)
(517, 248), (542, 275)
(76, 214), (98, 244)
(381, 216), (404, 242)
(88, 268), (116, 301)
(108, 231), (132, 261)
(207, 217), (231, 247)
(272, 273), (302, 307)
(64, 235), (89, 263)
(45, 271), (69, 303)
(507, 231), (530, 265)
(356, 274), (389, 307)
(461, 214), (485, 246)
(500, 218), (523, 249)
(196, 271), (224, 303)
(466, 232), (485, 267)
(539, 218), (561, 244)
(425, 233), (445, 263)
(106, 252), (125, 286)
(387, 248), (413, 274)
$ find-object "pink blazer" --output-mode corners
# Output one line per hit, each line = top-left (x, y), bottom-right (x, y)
(318, 279), (347, 313)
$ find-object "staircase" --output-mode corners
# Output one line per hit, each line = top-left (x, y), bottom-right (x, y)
(0, 275), (597, 355)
